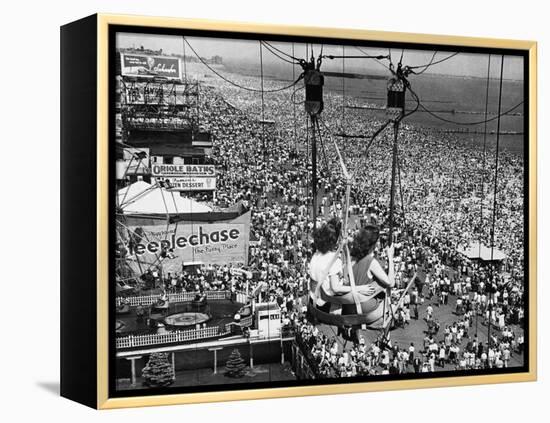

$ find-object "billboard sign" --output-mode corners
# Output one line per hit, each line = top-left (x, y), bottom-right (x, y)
(120, 53), (181, 80)
(151, 164), (215, 177)
(126, 219), (250, 271)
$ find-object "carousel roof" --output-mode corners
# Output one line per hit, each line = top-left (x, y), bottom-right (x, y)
(457, 242), (507, 261)
(117, 181), (212, 214)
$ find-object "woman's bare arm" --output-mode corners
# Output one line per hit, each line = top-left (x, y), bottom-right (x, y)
(329, 272), (351, 294)
(329, 272), (377, 297)
(370, 252), (395, 289)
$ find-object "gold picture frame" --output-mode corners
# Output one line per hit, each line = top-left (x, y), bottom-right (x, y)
(61, 13), (537, 409)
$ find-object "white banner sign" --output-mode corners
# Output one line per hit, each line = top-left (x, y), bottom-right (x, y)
(121, 53), (181, 80)
(151, 164), (215, 177)
(153, 164), (217, 191)
(161, 176), (217, 191)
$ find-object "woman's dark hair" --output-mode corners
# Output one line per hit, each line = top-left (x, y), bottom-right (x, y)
(350, 224), (380, 260)
(311, 218), (341, 254)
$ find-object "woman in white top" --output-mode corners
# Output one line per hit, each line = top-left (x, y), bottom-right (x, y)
(308, 218), (344, 313)
(308, 218), (375, 313)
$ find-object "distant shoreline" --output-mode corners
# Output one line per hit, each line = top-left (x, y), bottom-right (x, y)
(189, 62), (525, 155)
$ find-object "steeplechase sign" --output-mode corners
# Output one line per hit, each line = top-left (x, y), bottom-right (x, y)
(127, 220), (249, 271)
(120, 53), (181, 80)
(152, 164), (217, 191)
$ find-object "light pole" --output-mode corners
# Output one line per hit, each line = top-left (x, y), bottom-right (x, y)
(280, 328), (285, 364)
(475, 301), (479, 338)
(487, 302), (493, 348)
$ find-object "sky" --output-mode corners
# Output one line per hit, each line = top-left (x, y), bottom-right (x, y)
(116, 32), (524, 80)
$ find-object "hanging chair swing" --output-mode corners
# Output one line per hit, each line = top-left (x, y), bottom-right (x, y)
(306, 127), (400, 333)
(303, 71), (415, 337)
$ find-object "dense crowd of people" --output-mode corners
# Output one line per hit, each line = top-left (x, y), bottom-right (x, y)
(117, 60), (526, 377)
(295, 312), (523, 377)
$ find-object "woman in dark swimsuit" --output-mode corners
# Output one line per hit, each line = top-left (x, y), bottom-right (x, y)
(341, 225), (395, 323)
(309, 218), (377, 313)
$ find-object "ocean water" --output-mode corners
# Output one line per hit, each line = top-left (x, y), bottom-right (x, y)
(224, 61), (525, 155)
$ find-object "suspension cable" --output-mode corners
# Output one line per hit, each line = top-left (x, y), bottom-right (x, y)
(184, 37), (303, 93)
(342, 44), (346, 139)
(397, 146), (407, 228)
(259, 41), (267, 168)
(417, 99), (523, 126)
(311, 116), (318, 226)
(364, 120), (393, 153)
(410, 51), (437, 75)
(261, 41), (300, 65)
(262, 40), (302, 62)
(182, 36), (188, 82)
(408, 52), (459, 70)
(318, 117), (351, 180)
(292, 43), (298, 153)
(490, 55), (505, 262)
(402, 86), (421, 119)
(388, 120), (400, 246)
(479, 54), (491, 258)
(157, 178), (172, 241)
(314, 117), (331, 180)
(354, 46), (391, 71)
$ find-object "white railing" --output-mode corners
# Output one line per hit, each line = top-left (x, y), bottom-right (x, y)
(116, 325), (231, 349)
(116, 314), (255, 349)
(235, 292), (248, 304)
(116, 290), (232, 306)
(205, 291), (231, 300)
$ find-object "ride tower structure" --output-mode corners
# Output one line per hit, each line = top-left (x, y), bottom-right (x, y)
(386, 62), (407, 247)
(301, 53), (324, 228)
(303, 50), (421, 347)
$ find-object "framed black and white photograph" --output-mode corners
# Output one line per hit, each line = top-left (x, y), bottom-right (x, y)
(60, 14), (537, 409)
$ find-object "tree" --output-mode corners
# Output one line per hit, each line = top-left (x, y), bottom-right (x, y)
(224, 349), (246, 378)
(142, 353), (175, 387)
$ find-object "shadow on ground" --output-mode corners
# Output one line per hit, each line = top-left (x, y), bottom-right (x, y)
(36, 381), (59, 396)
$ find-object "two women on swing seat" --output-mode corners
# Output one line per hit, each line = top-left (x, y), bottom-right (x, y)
(308, 217), (396, 327)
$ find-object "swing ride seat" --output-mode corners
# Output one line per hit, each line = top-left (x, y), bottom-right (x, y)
(308, 277), (390, 330)
(307, 272), (417, 332)
(318, 282), (385, 307)
(307, 296), (390, 330)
